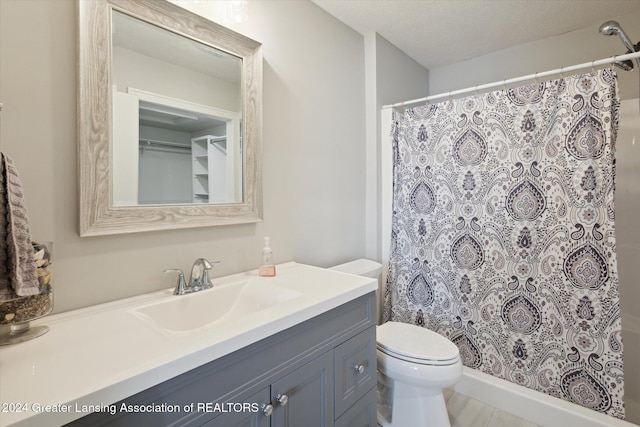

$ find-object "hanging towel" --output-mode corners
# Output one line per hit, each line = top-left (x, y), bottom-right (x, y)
(0, 152), (39, 302)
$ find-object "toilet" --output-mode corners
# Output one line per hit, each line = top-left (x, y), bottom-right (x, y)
(330, 259), (462, 427)
(376, 322), (462, 427)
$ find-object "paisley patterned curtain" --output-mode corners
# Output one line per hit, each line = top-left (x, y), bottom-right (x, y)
(383, 69), (624, 418)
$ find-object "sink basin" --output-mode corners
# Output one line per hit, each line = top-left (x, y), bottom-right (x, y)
(131, 278), (302, 333)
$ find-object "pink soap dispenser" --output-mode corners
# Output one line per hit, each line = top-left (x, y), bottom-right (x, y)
(259, 237), (276, 277)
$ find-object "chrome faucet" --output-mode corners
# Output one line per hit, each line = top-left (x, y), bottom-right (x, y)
(188, 258), (215, 292)
(164, 258), (219, 295)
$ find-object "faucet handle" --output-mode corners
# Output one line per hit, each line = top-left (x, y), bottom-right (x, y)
(201, 260), (220, 289)
(199, 258), (221, 269)
(164, 268), (187, 295)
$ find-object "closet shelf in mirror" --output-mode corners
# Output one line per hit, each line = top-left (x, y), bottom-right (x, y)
(191, 135), (230, 204)
(192, 135), (225, 143)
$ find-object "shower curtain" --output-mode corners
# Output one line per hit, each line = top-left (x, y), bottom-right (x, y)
(383, 69), (624, 418)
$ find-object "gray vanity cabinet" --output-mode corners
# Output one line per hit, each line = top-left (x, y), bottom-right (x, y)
(202, 351), (334, 427)
(67, 292), (376, 427)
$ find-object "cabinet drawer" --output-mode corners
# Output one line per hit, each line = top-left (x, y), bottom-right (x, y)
(335, 387), (377, 427)
(334, 326), (376, 417)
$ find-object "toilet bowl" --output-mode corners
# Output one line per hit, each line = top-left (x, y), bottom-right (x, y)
(376, 321), (462, 427)
(328, 260), (461, 426)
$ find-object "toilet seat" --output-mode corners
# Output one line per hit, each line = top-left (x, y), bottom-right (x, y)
(377, 322), (460, 366)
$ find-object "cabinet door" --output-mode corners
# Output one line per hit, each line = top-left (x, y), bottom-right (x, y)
(271, 351), (334, 427)
(202, 387), (271, 427)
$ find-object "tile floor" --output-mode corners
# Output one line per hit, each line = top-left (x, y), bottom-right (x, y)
(444, 389), (540, 427)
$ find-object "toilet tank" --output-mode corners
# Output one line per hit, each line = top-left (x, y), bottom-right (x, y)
(330, 259), (384, 324)
(329, 259), (382, 278)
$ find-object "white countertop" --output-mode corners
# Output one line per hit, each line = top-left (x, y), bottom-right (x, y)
(0, 262), (377, 427)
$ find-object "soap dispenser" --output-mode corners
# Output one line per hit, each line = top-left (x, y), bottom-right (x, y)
(259, 237), (276, 277)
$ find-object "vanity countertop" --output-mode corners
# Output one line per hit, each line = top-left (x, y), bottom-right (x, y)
(0, 262), (377, 427)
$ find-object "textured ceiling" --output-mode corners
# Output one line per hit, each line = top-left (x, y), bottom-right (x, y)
(312, 0), (640, 70)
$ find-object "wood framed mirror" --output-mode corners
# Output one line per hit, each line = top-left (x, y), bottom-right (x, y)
(77, 0), (262, 236)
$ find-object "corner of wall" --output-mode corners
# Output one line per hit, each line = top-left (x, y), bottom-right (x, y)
(364, 33), (429, 262)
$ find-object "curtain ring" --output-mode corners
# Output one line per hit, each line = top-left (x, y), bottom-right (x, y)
(591, 59), (596, 74)
(502, 78), (508, 92)
(448, 91), (453, 103)
(534, 72), (539, 85)
(559, 66), (565, 79)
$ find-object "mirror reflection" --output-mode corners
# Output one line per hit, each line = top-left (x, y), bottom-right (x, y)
(111, 10), (243, 206)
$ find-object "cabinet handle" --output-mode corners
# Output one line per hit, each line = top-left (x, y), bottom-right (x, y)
(261, 404), (273, 417)
(276, 393), (289, 407)
(354, 363), (365, 374)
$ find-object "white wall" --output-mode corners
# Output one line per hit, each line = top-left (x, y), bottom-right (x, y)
(138, 149), (192, 204)
(113, 47), (241, 111)
(364, 33), (429, 261)
(0, 0), (366, 313)
(615, 98), (640, 423)
(429, 16), (640, 100)
(360, 33), (429, 322)
(137, 126), (192, 205)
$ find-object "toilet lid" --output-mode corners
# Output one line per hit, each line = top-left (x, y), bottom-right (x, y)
(377, 322), (459, 364)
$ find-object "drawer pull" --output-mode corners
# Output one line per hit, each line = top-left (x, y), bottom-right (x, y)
(262, 404), (273, 417)
(354, 363), (365, 374)
(276, 393), (289, 407)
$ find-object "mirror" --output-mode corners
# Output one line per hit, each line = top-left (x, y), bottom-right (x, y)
(78, 0), (262, 236)
(111, 10), (243, 206)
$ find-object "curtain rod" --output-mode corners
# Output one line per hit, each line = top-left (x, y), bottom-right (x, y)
(382, 51), (640, 109)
